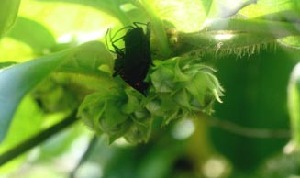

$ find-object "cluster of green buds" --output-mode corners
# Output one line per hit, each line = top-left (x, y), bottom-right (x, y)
(147, 57), (224, 124)
(78, 56), (224, 143)
(77, 80), (151, 143)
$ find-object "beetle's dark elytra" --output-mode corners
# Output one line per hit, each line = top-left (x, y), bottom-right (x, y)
(110, 23), (151, 95)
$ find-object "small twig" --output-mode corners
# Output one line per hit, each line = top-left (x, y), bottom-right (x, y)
(198, 112), (291, 139)
(0, 111), (79, 166)
(69, 134), (98, 178)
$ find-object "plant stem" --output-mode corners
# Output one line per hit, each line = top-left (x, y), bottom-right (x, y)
(0, 111), (79, 166)
(205, 18), (300, 38)
(69, 134), (98, 178)
(198, 112), (290, 139)
(139, 0), (173, 58)
(288, 63), (300, 149)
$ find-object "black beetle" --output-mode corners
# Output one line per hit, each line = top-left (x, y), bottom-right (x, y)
(108, 23), (151, 95)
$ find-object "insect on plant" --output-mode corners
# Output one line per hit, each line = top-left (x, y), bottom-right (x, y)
(107, 22), (151, 95)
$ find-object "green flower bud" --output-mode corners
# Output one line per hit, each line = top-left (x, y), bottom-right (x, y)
(78, 82), (151, 143)
(148, 57), (224, 123)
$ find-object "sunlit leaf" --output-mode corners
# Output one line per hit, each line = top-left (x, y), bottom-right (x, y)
(200, 0), (213, 16)
(0, 38), (35, 62)
(0, 0), (20, 37)
(240, 0), (298, 17)
(57, 41), (114, 74)
(38, 0), (133, 25)
(19, 0), (119, 40)
(141, 0), (206, 32)
(0, 41), (113, 143)
(6, 17), (56, 54)
(0, 51), (68, 143)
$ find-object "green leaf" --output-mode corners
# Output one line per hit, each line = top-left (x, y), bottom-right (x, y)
(122, 87), (143, 114)
(0, 38), (35, 62)
(150, 57), (223, 107)
(0, 0), (20, 37)
(0, 62), (17, 69)
(57, 41), (114, 74)
(0, 41), (113, 143)
(140, 0), (206, 32)
(240, 0), (299, 17)
(78, 88), (131, 142)
(104, 95), (128, 130)
(124, 119), (152, 143)
(0, 96), (42, 173)
(6, 17), (56, 53)
(32, 76), (80, 113)
(150, 60), (175, 93)
(185, 72), (207, 105)
(19, 0), (120, 39)
(38, 0), (132, 25)
(200, 0), (213, 16)
(173, 89), (193, 109)
(0, 51), (68, 142)
(78, 80), (152, 143)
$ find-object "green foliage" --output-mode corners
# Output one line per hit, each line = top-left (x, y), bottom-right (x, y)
(148, 57), (223, 121)
(0, 96), (42, 173)
(0, 0), (20, 37)
(7, 17), (56, 54)
(1, 0), (300, 177)
(0, 62), (17, 69)
(79, 56), (223, 143)
(212, 49), (294, 172)
(78, 83), (150, 143)
(0, 51), (68, 142)
(0, 41), (112, 142)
